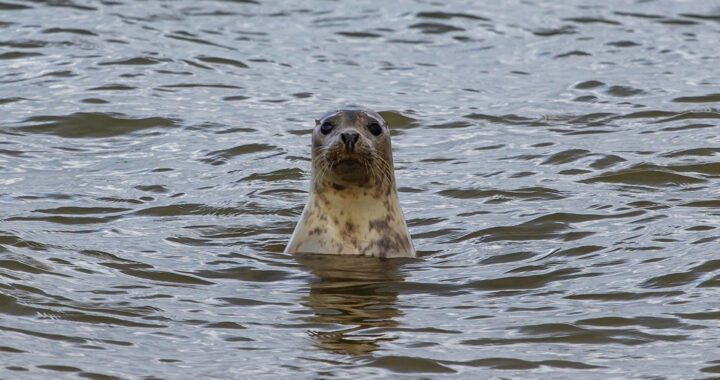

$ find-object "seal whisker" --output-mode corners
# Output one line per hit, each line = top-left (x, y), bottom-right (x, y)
(369, 151), (393, 185)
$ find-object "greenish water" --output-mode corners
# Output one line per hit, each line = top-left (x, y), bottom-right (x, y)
(2, 0), (720, 378)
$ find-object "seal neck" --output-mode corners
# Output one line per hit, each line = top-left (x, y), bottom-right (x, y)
(312, 175), (396, 202)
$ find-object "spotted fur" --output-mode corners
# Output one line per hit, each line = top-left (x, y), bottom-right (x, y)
(285, 106), (415, 258)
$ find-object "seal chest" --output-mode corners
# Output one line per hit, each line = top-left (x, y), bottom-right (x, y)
(285, 106), (415, 258)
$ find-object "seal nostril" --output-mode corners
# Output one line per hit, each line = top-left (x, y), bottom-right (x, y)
(341, 132), (360, 151)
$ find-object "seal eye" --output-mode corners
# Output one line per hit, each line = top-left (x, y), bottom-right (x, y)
(368, 121), (382, 136)
(320, 121), (334, 135)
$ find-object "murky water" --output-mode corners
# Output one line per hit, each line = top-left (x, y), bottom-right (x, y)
(2, 0), (720, 378)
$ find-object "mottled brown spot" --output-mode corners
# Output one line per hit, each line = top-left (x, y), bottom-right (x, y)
(375, 238), (392, 258)
(332, 183), (346, 191)
(391, 231), (410, 250)
(369, 219), (389, 231)
(309, 227), (323, 236)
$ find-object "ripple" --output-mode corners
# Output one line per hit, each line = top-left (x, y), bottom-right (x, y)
(464, 323), (686, 346)
(606, 40), (640, 47)
(469, 268), (597, 290)
(589, 154), (626, 169)
(541, 149), (592, 165)
(550, 245), (605, 258)
(370, 356), (455, 374)
(554, 50), (591, 58)
(6, 215), (121, 225)
(240, 168), (304, 181)
(165, 32), (234, 49)
(614, 11), (664, 20)
(101, 262), (214, 285)
(0, 39), (47, 48)
(681, 12), (720, 21)
(479, 251), (534, 264)
(701, 363), (720, 374)
(652, 110), (720, 123)
(35, 207), (131, 215)
(438, 187), (564, 201)
(458, 210), (641, 243)
(191, 267), (290, 282)
(574, 80), (605, 89)
(581, 165), (706, 187)
(159, 83), (241, 89)
(15, 112), (177, 138)
(408, 22), (465, 34)
(223, 95), (249, 101)
(336, 31), (382, 38)
(446, 357), (603, 370)
(605, 85), (645, 97)
(99, 57), (163, 65)
(662, 148), (720, 158)
(42, 27), (97, 36)
(36, 365), (80, 373)
(196, 55), (249, 68)
(641, 272), (700, 288)
(51, 312), (165, 328)
(200, 143), (277, 165)
(0, 97), (27, 104)
(682, 200), (720, 208)
(0, 2), (31, 10)
(0, 346), (24, 353)
(565, 291), (683, 301)
(133, 203), (245, 217)
(427, 121), (472, 129)
(657, 18), (698, 25)
(378, 110), (419, 128)
(88, 84), (136, 91)
(532, 26), (576, 36)
(463, 113), (532, 124)
(672, 93), (720, 103)
(0, 51), (43, 59)
(563, 17), (621, 25)
(675, 310), (720, 320)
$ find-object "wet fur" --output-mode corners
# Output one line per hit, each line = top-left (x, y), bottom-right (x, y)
(285, 106), (415, 258)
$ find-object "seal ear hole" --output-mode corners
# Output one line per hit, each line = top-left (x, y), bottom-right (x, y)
(320, 121), (334, 135)
(368, 121), (382, 136)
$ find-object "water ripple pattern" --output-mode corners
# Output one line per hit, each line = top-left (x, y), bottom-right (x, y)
(2, 0), (720, 378)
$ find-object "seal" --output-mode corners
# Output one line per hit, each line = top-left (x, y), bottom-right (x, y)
(285, 106), (415, 258)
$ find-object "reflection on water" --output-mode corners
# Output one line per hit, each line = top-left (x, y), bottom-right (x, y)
(297, 255), (407, 355)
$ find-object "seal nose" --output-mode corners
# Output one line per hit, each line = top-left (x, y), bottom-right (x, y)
(340, 132), (360, 152)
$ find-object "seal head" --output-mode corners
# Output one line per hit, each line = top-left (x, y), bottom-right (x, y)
(285, 106), (415, 258)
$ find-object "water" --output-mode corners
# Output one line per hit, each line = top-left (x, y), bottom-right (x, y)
(2, 0), (720, 378)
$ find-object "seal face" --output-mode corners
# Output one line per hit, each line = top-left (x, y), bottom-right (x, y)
(285, 106), (416, 258)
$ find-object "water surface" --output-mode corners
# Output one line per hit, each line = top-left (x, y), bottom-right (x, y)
(2, 0), (720, 378)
